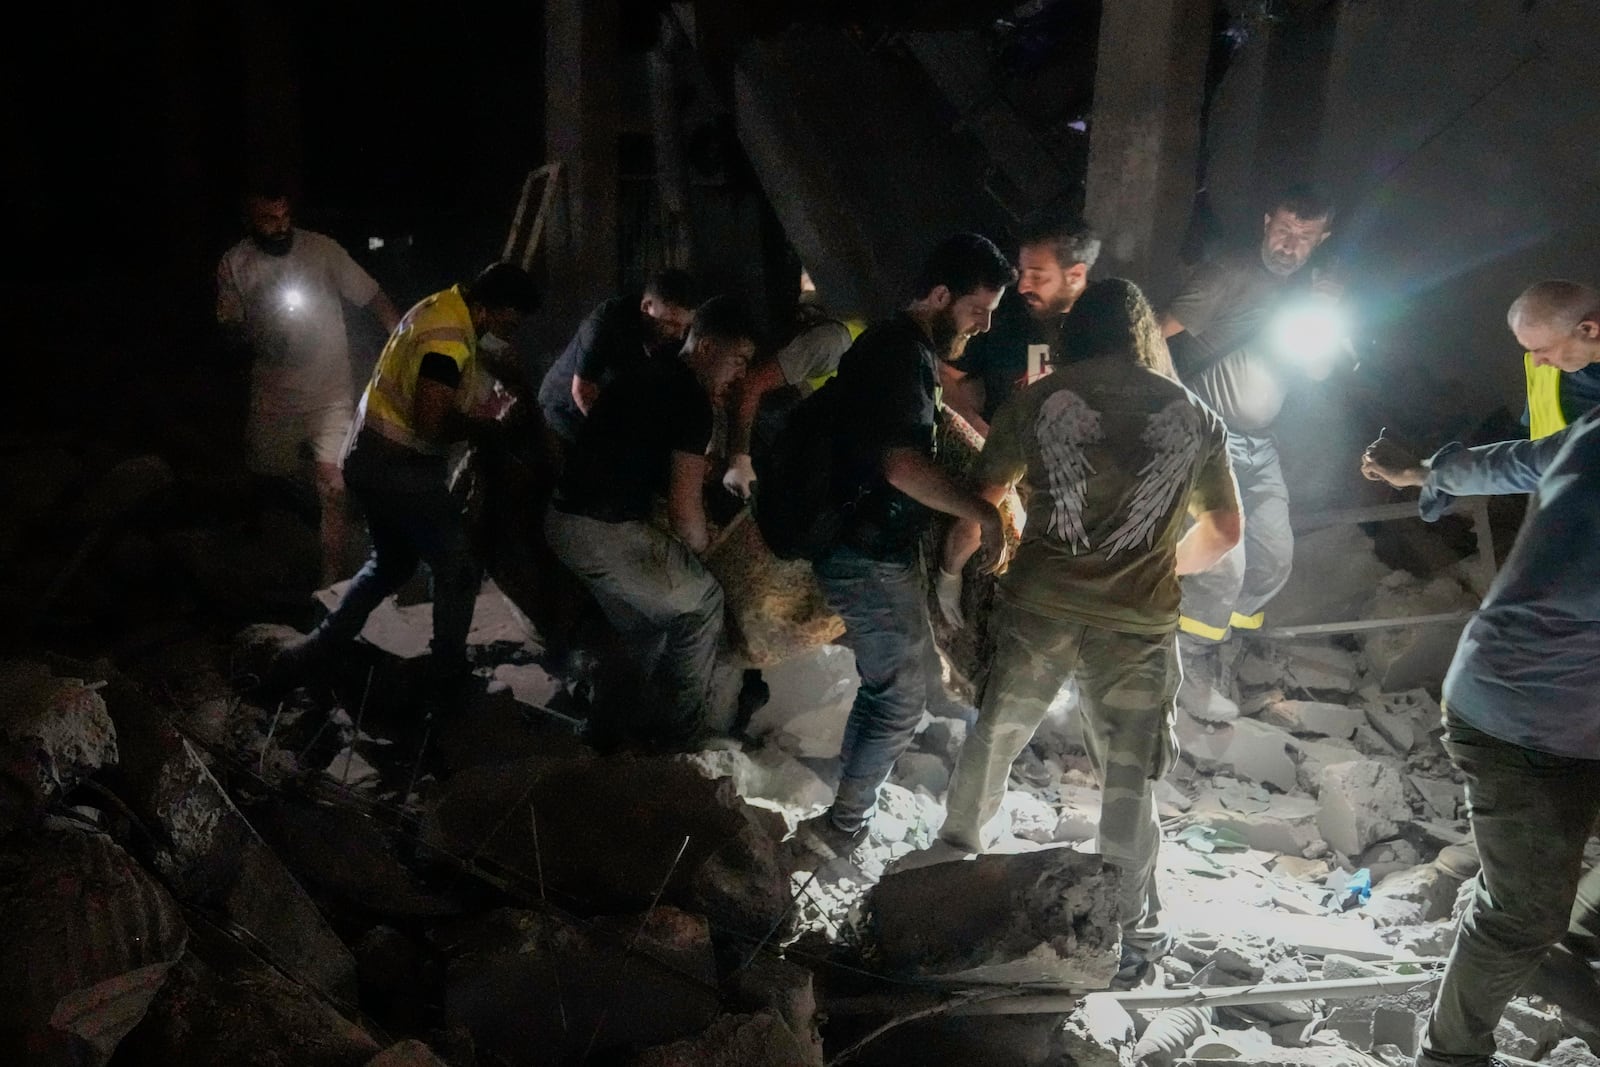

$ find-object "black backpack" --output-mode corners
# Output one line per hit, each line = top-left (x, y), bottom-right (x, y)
(752, 378), (851, 561)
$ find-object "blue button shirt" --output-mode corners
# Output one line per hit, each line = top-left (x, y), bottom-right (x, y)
(1417, 409), (1600, 759)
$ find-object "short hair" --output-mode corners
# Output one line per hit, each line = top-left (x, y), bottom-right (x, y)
(686, 295), (760, 347)
(643, 268), (697, 309)
(1269, 183), (1336, 226)
(1058, 278), (1175, 379)
(465, 262), (540, 314)
(911, 232), (1019, 300)
(1016, 214), (1102, 271)
(1507, 280), (1600, 332)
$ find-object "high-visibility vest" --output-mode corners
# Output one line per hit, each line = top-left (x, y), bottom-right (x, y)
(1524, 352), (1566, 440)
(357, 285), (478, 455)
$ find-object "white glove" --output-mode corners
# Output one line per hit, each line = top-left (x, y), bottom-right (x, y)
(723, 453), (758, 500)
(935, 567), (965, 628)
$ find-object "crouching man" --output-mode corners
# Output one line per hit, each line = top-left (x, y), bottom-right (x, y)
(940, 279), (1242, 988)
(545, 296), (757, 747)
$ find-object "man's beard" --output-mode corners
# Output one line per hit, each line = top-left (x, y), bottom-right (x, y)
(251, 230), (294, 257)
(928, 308), (974, 363)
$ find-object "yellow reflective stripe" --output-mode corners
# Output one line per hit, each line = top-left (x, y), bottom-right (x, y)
(1525, 352), (1566, 440)
(843, 318), (867, 340)
(1230, 611), (1265, 630)
(1179, 615), (1228, 641)
(805, 369), (838, 391)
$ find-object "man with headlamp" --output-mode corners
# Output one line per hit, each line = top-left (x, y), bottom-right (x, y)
(1160, 184), (1341, 722)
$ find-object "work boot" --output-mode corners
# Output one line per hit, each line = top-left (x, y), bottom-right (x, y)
(1177, 634), (1240, 724)
(1010, 743), (1057, 790)
(783, 810), (872, 873)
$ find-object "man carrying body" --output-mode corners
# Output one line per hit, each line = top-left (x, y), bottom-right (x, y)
(943, 216), (1101, 434)
(798, 233), (1014, 852)
(1360, 279), (1600, 1067)
(277, 264), (538, 700)
(940, 279), (1242, 986)
(721, 269), (854, 500)
(1161, 184), (1338, 721)
(217, 188), (401, 583)
(545, 296), (757, 747)
(537, 269), (697, 444)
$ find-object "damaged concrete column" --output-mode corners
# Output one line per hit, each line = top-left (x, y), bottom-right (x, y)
(1083, 0), (1211, 300)
(544, 0), (620, 329)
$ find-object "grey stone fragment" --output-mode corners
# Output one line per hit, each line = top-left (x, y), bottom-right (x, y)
(867, 847), (1121, 987)
(0, 660), (117, 835)
(1496, 998), (1562, 1060)
(1546, 1037), (1600, 1066)
(1317, 760), (1408, 856)
(1361, 864), (1458, 927)
(1259, 699), (1365, 739)
(731, 955), (822, 1067)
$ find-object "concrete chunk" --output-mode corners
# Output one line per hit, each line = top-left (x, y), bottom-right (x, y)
(1177, 714), (1298, 792)
(1188, 794), (1322, 855)
(1289, 735), (1364, 795)
(0, 661), (117, 835)
(1361, 863), (1458, 927)
(868, 847), (1121, 987)
(1258, 700), (1365, 739)
(1318, 761), (1409, 856)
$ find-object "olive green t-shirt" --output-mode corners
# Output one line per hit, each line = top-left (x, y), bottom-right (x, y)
(978, 356), (1238, 634)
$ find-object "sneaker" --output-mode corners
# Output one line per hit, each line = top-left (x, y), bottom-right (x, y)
(1177, 635), (1240, 724)
(784, 811), (870, 872)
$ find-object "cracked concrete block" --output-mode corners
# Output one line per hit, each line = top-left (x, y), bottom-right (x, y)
(1321, 954), (1436, 1055)
(868, 847), (1121, 987)
(0, 661), (117, 835)
(1177, 713), (1298, 791)
(1258, 700), (1365, 739)
(628, 1011), (816, 1067)
(1188, 794), (1322, 855)
(1360, 864), (1458, 927)
(1003, 789), (1059, 844)
(434, 905), (719, 1063)
(1364, 705), (1416, 754)
(1054, 784), (1104, 843)
(0, 827), (188, 1066)
(1496, 998), (1562, 1060)
(890, 751), (950, 796)
(1231, 955), (1316, 1026)
(1280, 643), (1363, 696)
(1408, 774), (1464, 821)
(1318, 761), (1409, 857)
(1289, 735), (1364, 794)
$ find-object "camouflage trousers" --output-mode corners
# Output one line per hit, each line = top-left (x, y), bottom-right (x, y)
(942, 600), (1181, 948)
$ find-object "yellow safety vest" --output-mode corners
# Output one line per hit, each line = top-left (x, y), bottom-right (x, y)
(1524, 352), (1566, 440)
(358, 285), (478, 455)
(803, 317), (868, 392)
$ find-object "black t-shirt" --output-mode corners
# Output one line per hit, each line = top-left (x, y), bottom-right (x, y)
(831, 313), (940, 559)
(950, 289), (1059, 421)
(539, 294), (665, 438)
(554, 357), (713, 522)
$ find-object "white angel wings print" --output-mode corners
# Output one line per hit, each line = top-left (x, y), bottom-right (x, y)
(1035, 391), (1201, 556)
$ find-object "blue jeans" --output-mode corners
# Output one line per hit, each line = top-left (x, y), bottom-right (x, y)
(314, 433), (480, 675)
(813, 546), (932, 830)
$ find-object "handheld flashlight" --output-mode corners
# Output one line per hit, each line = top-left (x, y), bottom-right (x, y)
(1267, 294), (1352, 378)
(281, 286), (305, 313)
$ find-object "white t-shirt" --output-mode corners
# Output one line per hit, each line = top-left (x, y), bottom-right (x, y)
(216, 229), (380, 414)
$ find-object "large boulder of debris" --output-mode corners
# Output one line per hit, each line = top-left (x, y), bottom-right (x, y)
(866, 848), (1121, 987)
(0, 826), (187, 1065)
(431, 905), (719, 1064)
(424, 752), (791, 938)
(0, 660), (117, 835)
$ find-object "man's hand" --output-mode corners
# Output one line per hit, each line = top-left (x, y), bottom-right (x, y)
(935, 568), (964, 628)
(723, 453), (757, 500)
(1361, 435), (1427, 488)
(975, 503), (1007, 576)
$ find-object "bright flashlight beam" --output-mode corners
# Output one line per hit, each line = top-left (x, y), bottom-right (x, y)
(282, 287), (305, 312)
(1269, 301), (1348, 365)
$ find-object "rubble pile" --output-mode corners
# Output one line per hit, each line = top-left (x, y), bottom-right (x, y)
(0, 517), (1594, 1065)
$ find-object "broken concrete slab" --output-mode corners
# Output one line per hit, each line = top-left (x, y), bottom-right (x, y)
(1279, 643), (1364, 698)
(1360, 573), (1476, 692)
(1357, 838), (1422, 885)
(0, 826), (188, 1066)
(1054, 784), (1104, 843)
(1319, 954), (1436, 1056)
(890, 751), (951, 796)
(684, 745), (835, 822)
(1546, 1037), (1600, 1067)
(1364, 704), (1417, 754)
(1188, 794), (1323, 856)
(628, 1010), (816, 1067)
(0, 660), (117, 835)
(1258, 699), (1365, 740)
(1177, 713), (1298, 792)
(83, 661), (358, 1003)
(1318, 760), (1409, 857)
(746, 644), (857, 759)
(867, 846), (1120, 987)
(1496, 998), (1562, 1061)
(1408, 773), (1464, 822)
(432, 905), (719, 1064)
(424, 753), (791, 938)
